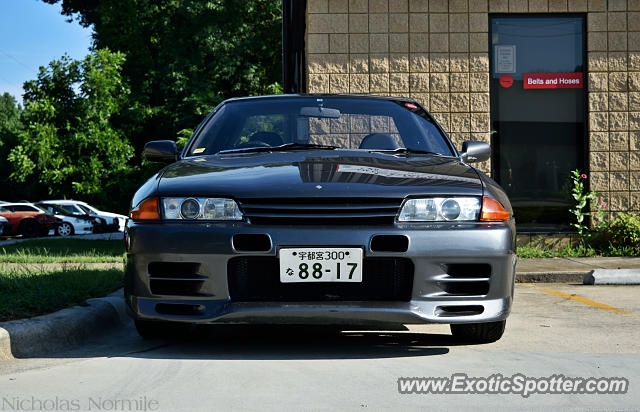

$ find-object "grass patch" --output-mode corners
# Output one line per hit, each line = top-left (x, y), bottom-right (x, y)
(517, 243), (597, 259)
(0, 266), (124, 322)
(0, 239), (124, 263)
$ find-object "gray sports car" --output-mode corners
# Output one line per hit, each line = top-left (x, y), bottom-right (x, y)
(125, 95), (516, 343)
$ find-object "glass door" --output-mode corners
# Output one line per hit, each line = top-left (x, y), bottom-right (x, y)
(490, 15), (586, 231)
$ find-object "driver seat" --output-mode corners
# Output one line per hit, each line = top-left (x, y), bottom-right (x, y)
(358, 133), (400, 150)
(248, 131), (283, 147)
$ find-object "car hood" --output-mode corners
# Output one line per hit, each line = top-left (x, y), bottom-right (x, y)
(156, 150), (483, 199)
(55, 214), (83, 222)
(94, 211), (127, 220)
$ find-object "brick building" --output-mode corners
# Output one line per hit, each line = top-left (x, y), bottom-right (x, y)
(282, 0), (640, 230)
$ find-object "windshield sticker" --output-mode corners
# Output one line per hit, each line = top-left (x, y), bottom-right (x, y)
(336, 164), (480, 183)
(193, 148), (205, 154)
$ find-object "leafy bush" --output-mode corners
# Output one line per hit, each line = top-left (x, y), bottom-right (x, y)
(561, 170), (640, 257)
(595, 212), (640, 256)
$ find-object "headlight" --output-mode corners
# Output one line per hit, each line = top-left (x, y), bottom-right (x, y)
(162, 197), (243, 220)
(397, 197), (481, 222)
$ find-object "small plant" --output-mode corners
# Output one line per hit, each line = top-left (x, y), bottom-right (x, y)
(593, 201), (608, 229)
(569, 170), (597, 240)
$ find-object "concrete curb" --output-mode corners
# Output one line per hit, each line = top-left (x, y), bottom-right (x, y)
(0, 289), (127, 361)
(584, 269), (640, 285)
(516, 271), (587, 283)
(0, 232), (123, 246)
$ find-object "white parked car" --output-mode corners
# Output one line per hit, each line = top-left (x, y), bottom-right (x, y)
(38, 200), (127, 232)
(34, 203), (97, 236)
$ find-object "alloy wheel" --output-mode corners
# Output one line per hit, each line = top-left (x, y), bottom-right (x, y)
(57, 222), (73, 236)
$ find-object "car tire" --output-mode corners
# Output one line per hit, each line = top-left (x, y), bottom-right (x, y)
(450, 320), (506, 344)
(19, 219), (41, 238)
(134, 319), (192, 339)
(56, 222), (74, 237)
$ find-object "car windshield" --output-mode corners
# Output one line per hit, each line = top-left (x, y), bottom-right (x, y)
(186, 97), (455, 156)
(75, 203), (97, 214)
(39, 204), (73, 216)
(55, 204), (87, 215)
(33, 205), (54, 215)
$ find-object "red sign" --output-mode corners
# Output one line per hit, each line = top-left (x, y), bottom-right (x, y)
(523, 72), (583, 89)
(499, 74), (513, 88)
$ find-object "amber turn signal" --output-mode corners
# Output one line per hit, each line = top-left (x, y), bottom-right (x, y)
(480, 196), (511, 222)
(130, 197), (160, 220)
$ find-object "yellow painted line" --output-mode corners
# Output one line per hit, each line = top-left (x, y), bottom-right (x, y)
(535, 287), (631, 316)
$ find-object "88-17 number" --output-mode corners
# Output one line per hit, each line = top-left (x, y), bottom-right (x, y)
(298, 262), (358, 279)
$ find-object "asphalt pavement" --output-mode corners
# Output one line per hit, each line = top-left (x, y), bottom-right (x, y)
(0, 283), (638, 411)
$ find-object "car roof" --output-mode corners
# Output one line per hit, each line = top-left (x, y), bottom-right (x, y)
(2, 202), (38, 206)
(40, 200), (85, 204)
(221, 93), (416, 105)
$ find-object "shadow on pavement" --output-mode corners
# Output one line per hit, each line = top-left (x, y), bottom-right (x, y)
(16, 324), (458, 362)
(129, 325), (453, 360)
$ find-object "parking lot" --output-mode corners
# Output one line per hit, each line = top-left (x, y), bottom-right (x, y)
(0, 283), (638, 411)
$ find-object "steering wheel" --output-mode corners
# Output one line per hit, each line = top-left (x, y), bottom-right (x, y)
(234, 141), (271, 149)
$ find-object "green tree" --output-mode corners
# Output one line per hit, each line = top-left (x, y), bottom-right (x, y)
(42, 0), (283, 153)
(0, 93), (23, 193)
(0, 93), (21, 133)
(8, 49), (134, 202)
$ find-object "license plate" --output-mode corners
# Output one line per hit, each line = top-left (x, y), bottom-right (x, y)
(279, 248), (363, 283)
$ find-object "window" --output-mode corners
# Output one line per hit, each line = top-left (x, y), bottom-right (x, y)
(490, 15), (586, 230)
(10, 205), (40, 212)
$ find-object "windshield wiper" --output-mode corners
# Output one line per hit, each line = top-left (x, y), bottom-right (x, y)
(217, 143), (337, 155)
(368, 147), (444, 156)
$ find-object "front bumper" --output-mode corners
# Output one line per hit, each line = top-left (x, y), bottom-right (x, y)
(94, 223), (120, 233)
(0, 223), (12, 236)
(125, 221), (516, 325)
(41, 222), (58, 232)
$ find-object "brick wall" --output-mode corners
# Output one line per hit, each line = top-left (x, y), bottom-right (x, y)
(305, 0), (640, 216)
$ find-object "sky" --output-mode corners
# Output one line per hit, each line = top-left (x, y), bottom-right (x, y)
(0, 0), (92, 104)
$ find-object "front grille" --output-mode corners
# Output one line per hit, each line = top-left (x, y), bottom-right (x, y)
(227, 256), (414, 302)
(238, 198), (402, 225)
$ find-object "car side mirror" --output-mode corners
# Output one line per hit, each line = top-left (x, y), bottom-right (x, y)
(143, 140), (179, 163)
(460, 141), (491, 163)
